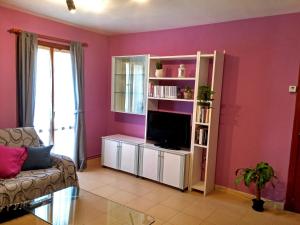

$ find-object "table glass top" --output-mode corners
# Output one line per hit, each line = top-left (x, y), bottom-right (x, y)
(25, 187), (154, 225)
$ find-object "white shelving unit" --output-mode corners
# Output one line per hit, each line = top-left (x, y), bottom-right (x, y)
(142, 53), (199, 190)
(146, 54), (198, 112)
(189, 51), (225, 195)
(106, 51), (224, 195)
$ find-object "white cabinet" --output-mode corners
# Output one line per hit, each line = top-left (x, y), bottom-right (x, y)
(101, 135), (144, 175)
(139, 145), (190, 190)
(111, 55), (149, 115)
(120, 143), (138, 174)
(102, 139), (119, 169)
(161, 152), (183, 188)
(139, 147), (160, 181)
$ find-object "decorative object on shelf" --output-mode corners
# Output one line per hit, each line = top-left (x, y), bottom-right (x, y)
(178, 64), (186, 78)
(155, 61), (164, 77)
(183, 86), (193, 99)
(148, 84), (177, 99)
(235, 162), (277, 212)
(198, 85), (214, 107)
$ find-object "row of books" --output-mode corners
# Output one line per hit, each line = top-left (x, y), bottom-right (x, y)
(196, 106), (210, 123)
(195, 128), (208, 146)
(148, 83), (177, 99)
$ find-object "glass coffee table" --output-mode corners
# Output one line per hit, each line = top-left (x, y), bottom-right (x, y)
(24, 187), (155, 225)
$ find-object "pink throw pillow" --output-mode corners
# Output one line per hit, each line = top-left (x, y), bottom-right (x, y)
(0, 145), (28, 179)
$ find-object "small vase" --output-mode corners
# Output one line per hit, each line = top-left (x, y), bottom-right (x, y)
(178, 64), (185, 78)
(155, 69), (164, 77)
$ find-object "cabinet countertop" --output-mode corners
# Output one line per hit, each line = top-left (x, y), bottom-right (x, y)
(102, 134), (144, 145)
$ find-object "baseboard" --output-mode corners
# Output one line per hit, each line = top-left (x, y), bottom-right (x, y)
(87, 156), (101, 168)
(215, 185), (284, 210)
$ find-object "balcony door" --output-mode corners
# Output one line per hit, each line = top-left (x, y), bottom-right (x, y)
(34, 45), (75, 161)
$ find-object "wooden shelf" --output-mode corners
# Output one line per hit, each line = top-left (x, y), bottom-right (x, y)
(194, 144), (208, 148)
(149, 77), (195, 81)
(195, 122), (210, 126)
(192, 181), (205, 191)
(150, 55), (197, 60)
(200, 54), (214, 58)
(148, 97), (194, 102)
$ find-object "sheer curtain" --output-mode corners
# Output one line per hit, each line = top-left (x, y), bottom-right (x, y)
(53, 49), (76, 161)
(34, 46), (52, 144)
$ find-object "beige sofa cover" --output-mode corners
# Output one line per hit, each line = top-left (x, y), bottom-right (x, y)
(0, 127), (79, 211)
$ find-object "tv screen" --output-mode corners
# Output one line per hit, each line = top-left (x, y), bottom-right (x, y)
(147, 111), (191, 150)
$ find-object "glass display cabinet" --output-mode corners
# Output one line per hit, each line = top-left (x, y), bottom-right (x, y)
(111, 55), (148, 115)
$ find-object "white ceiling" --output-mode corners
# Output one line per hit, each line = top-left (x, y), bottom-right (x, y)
(1, 0), (300, 35)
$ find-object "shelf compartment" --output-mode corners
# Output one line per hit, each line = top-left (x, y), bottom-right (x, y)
(192, 181), (205, 191)
(148, 97), (194, 102)
(150, 55), (197, 60)
(149, 77), (195, 81)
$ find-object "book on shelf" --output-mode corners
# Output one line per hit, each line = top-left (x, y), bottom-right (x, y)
(196, 106), (211, 123)
(148, 83), (177, 99)
(198, 127), (208, 146)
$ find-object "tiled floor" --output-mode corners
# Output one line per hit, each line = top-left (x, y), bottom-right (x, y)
(3, 165), (300, 225)
(77, 166), (300, 225)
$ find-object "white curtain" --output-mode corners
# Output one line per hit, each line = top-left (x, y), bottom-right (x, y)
(53, 49), (76, 161)
(34, 46), (52, 144)
(34, 47), (76, 162)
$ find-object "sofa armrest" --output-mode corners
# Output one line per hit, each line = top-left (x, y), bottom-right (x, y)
(51, 154), (79, 188)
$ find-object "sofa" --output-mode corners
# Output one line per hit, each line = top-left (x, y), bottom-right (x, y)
(0, 127), (79, 211)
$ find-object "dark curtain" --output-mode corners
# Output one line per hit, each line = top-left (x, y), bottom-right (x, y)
(17, 32), (38, 127)
(70, 42), (87, 171)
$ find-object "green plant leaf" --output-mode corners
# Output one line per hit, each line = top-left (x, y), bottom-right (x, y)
(234, 162), (276, 194)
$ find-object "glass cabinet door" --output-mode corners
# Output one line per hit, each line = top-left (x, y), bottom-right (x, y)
(112, 55), (148, 115)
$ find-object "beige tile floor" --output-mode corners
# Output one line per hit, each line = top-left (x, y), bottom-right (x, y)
(3, 165), (300, 225)
(77, 166), (300, 225)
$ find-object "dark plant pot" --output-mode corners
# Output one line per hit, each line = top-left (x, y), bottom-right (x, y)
(252, 199), (264, 212)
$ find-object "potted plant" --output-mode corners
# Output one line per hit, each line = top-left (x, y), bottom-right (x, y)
(155, 61), (164, 77)
(183, 86), (193, 99)
(235, 162), (276, 212)
(198, 85), (214, 107)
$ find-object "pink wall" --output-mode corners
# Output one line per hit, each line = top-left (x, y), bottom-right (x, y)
(1, 5), (300, 201)
(108, 13), (300, 201)
(0, 6), (109, 158)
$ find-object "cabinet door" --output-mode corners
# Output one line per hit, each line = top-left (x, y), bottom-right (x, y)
(161, 152), (184, 189)
(120, 143), (138, 174)
(140, 147), (159, 181)
(102, 139), (119, 169)
(111, 56), (147, 115)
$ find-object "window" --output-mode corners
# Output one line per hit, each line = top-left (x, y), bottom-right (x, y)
(34, 45), (76, 161)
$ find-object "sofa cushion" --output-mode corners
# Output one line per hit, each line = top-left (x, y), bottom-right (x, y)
(22, 145), (53, 171)
(0, 146), (28, 179)
(0, 127), (40, 147)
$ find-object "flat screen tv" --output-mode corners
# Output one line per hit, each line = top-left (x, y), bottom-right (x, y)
(147, 110), (191, 150)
